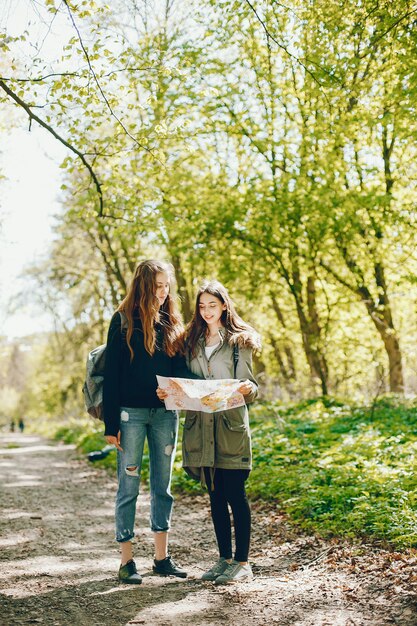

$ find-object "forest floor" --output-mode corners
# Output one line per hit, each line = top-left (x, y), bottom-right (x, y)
(1, 433), (417, 626)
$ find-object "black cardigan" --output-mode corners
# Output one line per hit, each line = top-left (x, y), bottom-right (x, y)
(102, 312), (192, 436)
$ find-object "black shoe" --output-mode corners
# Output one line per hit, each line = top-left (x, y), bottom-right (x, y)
(118, 559), (142, 584)
(153, 555), (187, 578)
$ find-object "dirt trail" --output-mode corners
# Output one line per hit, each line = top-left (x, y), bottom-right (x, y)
(1, 432), (416, 626)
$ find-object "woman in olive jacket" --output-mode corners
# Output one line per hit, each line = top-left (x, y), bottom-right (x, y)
(182, 280), (261, 585)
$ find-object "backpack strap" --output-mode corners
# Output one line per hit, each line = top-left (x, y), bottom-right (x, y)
(233, 343), (239, 378)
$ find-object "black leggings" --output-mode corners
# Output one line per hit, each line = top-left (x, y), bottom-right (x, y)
(204, 467), (251, 563)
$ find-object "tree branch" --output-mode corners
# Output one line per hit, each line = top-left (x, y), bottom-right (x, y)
(0, 78), (104, 215)
(62, 0), (164, 165)
(0, 71), (84, 82)
(0, 66), (156, 83)
(358, 8), (417, 59)
(244, 0), (335, 96)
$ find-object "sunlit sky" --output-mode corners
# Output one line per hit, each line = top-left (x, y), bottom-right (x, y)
(0, 126), (65, 338)
(0, 0), (191, 339)
(0, 1), (71, 339)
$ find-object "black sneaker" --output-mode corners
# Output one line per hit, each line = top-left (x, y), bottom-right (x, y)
(118, 559), (142, 584)
(152, 556), (187, 578)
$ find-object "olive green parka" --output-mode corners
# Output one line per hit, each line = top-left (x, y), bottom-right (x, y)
(182, 329), (258, 481)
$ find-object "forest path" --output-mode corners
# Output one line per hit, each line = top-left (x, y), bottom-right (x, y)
(1, 432), (416, 626)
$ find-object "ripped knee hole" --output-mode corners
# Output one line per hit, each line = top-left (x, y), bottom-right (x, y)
(125, 465), (139, 477)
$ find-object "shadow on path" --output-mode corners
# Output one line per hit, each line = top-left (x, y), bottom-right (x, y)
(1, 432), (416, 626)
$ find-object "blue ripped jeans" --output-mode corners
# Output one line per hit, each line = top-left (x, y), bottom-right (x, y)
(115, 407), (179, 542)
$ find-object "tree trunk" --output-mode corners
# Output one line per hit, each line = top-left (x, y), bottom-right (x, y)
(383, 333), (404, 392)
(170, 253), (192, 322)
(291, 270), (329, 396)
(270, 292), (296, 379)
(268, 333), (295, 390)
(361, 268), (404, 392)
(323, 249), (404, 393)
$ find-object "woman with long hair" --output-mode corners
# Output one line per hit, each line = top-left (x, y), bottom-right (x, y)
(165, 279), (261, 585)
(103, 259), (193, 584)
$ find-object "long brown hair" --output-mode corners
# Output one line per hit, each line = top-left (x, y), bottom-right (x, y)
(185, 280), (261, 357)
(117, 259), (184, 360)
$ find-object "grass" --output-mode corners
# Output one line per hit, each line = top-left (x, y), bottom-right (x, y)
(248, 396), (417, 547)
(44, 395), (417, 548)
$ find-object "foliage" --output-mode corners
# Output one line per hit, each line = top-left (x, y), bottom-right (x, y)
(248, 396), (417, 548)
(1, 4), (417, 560)
(40, 396), (417, 549)
(0, 0), (417, 459)
(2, 0), (417, 402)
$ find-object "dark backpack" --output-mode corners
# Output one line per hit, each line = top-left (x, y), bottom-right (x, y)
(82, 312), (127, 420)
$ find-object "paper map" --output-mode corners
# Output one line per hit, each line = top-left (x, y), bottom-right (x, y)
(156, 376), (245, 413)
